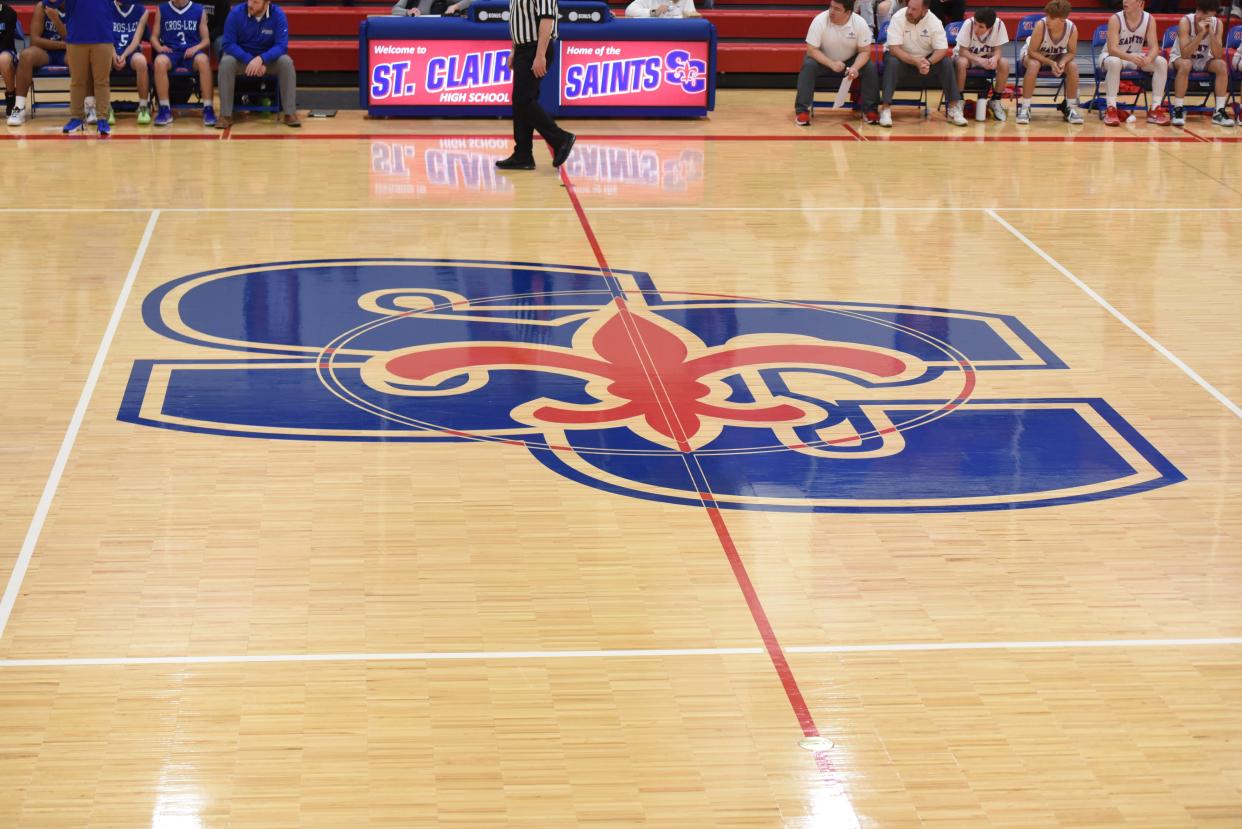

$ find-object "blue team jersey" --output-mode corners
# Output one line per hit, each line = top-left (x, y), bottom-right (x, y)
(158, 0), (201, 50)
(112, 1), (144, 50)
(41, 4), (65, 40)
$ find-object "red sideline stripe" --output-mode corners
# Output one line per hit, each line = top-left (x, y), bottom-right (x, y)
(229, 132), (859, 142)
(560, 166), (838, 770)
(0, 131), (1224, 143)
(862, 133), (1208, 142)
(0, 133), (221, 140)
(196, 129), (1237, 144)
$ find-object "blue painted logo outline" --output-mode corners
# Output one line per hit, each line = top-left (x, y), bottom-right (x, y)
(119, 258), (1185, 513)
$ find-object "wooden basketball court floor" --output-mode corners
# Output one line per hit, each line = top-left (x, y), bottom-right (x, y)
(2, 91), (1241, 828)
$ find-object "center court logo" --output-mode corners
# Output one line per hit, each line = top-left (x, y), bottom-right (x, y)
(119, 259), (1184, 512)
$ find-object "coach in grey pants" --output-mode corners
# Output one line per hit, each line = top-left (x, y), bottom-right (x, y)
(215, 0), (299, 128)
(794, 0), (879, 119)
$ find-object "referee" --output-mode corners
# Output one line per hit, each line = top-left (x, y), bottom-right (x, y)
(497, 0), (575, 170)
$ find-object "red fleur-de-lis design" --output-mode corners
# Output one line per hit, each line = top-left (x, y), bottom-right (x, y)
(377, 303), (913, 447)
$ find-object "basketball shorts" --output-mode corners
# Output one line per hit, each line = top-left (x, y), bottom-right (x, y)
(1100, 51), (1160, 72)
(162, 49), (202, 71)
(953, 45), (994, 62)
(1172, 54), (1212, 71)
(113, 51), (146, 72)
(1019, 46), (1065, 66)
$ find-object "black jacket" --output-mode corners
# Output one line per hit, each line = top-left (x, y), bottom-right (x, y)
(0, 4), (20, 54)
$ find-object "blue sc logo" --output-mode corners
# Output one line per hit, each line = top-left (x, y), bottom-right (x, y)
(119, 259), (1183, 513)
(664, 49), (707, 93)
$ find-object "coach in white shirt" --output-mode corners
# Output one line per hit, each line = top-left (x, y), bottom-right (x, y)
(879, 0), (965, 126)
(794, 0), (878, 124)
(625, 0), (700, 17)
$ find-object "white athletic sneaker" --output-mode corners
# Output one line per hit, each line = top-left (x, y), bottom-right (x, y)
(988, 99), (1006, 122)
(85, 102), (97, 125)
(1212, 108), (1237, 127)
(878, 108), (892, 128)
(6, 106), (27, 126)
(948, 104), (968, 126)
(1016, 103), (1031, 124)
(1066, 106), (1084, 125)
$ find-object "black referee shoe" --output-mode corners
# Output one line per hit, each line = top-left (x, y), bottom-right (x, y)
(496, 154), (536, 170)
(552, 133), (576, 168)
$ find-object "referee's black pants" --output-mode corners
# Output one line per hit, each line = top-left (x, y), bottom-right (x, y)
(511, 41), (570, 161)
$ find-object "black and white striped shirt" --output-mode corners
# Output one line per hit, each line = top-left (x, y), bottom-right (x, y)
(509, 0), (558, 45)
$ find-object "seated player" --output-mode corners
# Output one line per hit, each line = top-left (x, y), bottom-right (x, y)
(953, 7), (1009, 121)
(794, 0), (879, 126)
(6, 0), (67, 126)
(151, 0), (216, 126)
(1101, 0), (1169, 126)
(111, 0), (152, 125)
(1016, 0), (1083, 124)
(1168, 0), (1235, 127)
(1, 1), (18, 115)
(879, 0), (966, 127)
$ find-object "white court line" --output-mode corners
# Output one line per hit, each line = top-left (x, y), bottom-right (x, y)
(2, 638), (1240, 668)
(0, 210), (161, 642)
(987, 208), (1242, 421)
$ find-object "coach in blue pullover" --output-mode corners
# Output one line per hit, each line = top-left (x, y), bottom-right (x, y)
(216, 0), (299, 128)
(51, 0), (115, 134)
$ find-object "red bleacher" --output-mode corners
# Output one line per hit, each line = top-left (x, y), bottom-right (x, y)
(10, 4), (1211, 75)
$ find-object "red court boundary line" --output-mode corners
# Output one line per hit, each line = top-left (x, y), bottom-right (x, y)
(227, 132), (858, 142)
(861, 133), (1206, 142)
(1180, 126), (1212, 143)
(183, 131), (1223, 143)
(0, 133), (221, 141)
(0, 130), (1224, 143)
(559, 167), (843, 784)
